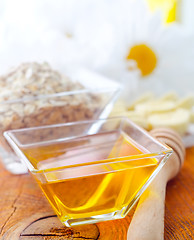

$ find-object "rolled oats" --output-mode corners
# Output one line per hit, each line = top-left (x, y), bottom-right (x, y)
(0, 62), (103, 144)
(24, 104), (36, 115)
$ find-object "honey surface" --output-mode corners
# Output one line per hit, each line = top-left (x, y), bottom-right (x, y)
(22, 131), (157, 224)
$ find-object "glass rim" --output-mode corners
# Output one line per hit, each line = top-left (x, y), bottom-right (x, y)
(4, 117), (173, 173)
(0, 67), (122, 104)
(0, 87), (121, 104)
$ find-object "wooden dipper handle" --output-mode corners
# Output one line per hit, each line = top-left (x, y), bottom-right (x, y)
(127, 128), (185, 240)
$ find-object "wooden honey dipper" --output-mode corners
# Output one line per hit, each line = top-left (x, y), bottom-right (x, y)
(127, 128), (185, 240)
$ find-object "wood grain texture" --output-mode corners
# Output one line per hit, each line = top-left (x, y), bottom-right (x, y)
(0, 147), (193, 240)
(164, 147), (194, 240)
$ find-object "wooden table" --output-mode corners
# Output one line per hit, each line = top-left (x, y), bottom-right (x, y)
(0, 147), (193, 240)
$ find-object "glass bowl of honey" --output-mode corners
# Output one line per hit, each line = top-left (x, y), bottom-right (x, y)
(4, 117), (172, 227)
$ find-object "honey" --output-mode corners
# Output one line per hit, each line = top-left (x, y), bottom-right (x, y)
(22, 131), (158, 226)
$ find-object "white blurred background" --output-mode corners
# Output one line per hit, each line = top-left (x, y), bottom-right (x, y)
(0, 0), (194, 95)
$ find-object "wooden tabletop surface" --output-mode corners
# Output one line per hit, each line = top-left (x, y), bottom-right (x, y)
(0, 147), (193, 240)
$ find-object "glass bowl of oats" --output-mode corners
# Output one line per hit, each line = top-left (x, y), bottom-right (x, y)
(0, 62), (121, 174)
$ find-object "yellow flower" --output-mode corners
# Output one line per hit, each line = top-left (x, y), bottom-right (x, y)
(126, 44), (157, 76)
(97, 0), (194, 96)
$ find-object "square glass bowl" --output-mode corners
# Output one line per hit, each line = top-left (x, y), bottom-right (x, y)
(4, 117), (172, 227)
(0, 68), (121, 174)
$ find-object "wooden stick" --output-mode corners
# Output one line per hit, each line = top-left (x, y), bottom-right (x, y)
(127, 128), (185, 240)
